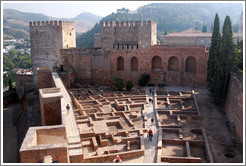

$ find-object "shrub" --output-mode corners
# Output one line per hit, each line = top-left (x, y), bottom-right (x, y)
(8, 77), (14, 90)
(138, 74), (150, 86)
(113, 78), (125, 91)
(126, 81), (134, 91)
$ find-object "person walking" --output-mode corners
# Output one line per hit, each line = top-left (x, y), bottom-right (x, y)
(151, 117), (154, 124)
(152, 87), (155, 96)
(148, 129), (153, 141)
(115, 155), (122, 163)
(66, 104), (70, 115)
(149, 98), (152, 105)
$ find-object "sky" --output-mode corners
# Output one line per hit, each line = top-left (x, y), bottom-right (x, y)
(2, 1), (152, 18)
(3, 1), (244, 18)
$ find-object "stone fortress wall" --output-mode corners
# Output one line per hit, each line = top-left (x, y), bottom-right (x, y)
(110, 45), (208, 86)
(30, 17), (244, 88)
(96, 21), (157, 51)
(29, 21), (76, 84)
(58, 20), (208, 87)
(225, 71), (243, 143)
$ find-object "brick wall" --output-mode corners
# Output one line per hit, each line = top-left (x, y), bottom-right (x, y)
(20, 146), (68, 163)
(20, 126), (68, 163)
(37, 68), (54, 89)
(60, 48), (111, 85)
(60, 48), (92, 84)
(225, 72), (243, 143)
(42, 98), (62, 126)
(111, 45), (208, 87)
(60, 45), (208, 87)
(91, 52), (111, 85)
(59, 71), (76, 88)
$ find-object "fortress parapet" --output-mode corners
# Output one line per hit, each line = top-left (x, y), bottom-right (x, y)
(101, 20), (153, 28)
(29, 20), (75, 27)
(94, 33), (101, 48)
(98, 20), (157, 51)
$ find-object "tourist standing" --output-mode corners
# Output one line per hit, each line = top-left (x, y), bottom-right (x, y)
(151, 117), (154, 123)
(66, 104), (70, 115)
(115, 155), (121, 163)
(148, 129), (153, 141)
(149, 98), (152, 105)
(152, 87), (155, 95)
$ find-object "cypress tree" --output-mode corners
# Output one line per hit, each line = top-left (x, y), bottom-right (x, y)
(220, 16), (235, 101)
(207, 13), (221, 96)
(221, 16), (235, 69)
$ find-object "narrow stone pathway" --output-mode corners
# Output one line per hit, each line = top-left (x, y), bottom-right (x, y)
(143, 88), (158, 163)
(52, 72), (82, 162)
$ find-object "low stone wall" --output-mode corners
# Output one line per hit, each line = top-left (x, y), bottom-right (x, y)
(37, 67), (55, 89)
(83, 149), (145, 163)
(20, 126), (68, 163)
(59, 71), (76, 89)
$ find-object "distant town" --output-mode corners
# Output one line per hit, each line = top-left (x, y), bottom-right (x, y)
(3, 39), (31, 55)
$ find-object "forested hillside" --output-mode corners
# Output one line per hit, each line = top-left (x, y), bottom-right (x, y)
(76, 3), (243, 47)
(3, 9), (102, 39)
(3, 9), (53, 39)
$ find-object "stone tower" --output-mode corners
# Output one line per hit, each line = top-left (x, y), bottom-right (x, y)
(29, 21), (76, 84)
(95, 21), (157, 51)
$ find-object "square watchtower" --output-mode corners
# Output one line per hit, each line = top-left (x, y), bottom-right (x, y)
(29, 21), (76, 84)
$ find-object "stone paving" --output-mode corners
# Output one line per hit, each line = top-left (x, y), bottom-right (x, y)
(52, 72), (83, 160)
(143, 88), (158, 163)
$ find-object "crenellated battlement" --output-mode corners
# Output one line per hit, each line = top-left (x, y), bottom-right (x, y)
(94, 33), (101, 36)
(30, 20), (76, 84)
(97, 20), (156, 50)
(101, 20), (154, 28)
(29, 20), (75, 28)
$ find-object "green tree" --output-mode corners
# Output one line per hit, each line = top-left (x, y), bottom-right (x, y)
(8, 76), (14, 90)
(207, 13), (221, 98)
(209, 15), (236, 104)
(202, 25), (207, 32)
(219, 16), (235, 101)
(235, 40), (243, 71)
(113, 78), (125, 91)
(126, 81), (134, 91)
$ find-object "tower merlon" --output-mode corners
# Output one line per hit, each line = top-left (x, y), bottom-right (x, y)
(29, 20), (75, 27)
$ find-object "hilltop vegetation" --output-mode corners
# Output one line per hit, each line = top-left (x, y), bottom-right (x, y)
(76, 3), (242, 47)
(3, 50), (32, 88)
(3, 9), (53, 39)
(3, 9), (102, 39)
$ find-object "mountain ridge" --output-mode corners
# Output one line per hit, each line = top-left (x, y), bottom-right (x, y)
(76, 3), (243, 47)
(3, 8), (102, 39)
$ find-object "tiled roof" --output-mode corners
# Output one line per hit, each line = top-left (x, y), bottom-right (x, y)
(164, 28), (243, 38)
(164, 28), (212, 37)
